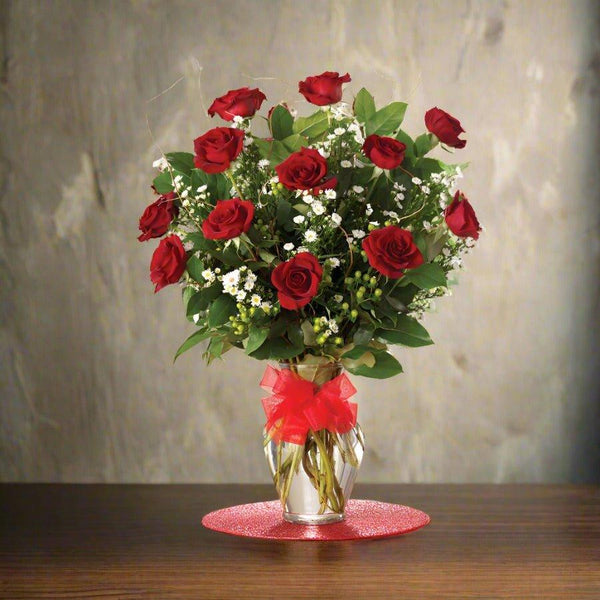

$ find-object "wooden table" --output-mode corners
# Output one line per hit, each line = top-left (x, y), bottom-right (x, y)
(1, 484), (598, 598)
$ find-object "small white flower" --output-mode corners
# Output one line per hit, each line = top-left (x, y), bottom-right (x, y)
(354, 157), (366, 168)
(465, 237), (477, 248)
(421, 185), (431, 194)
(258, 159), (270, 169)
(455, 166), (464, 179)
(251, 294), (262, 307)
(328, 320), (339, 333)
(334, 294), (343, 303)
(233, 115), (244, 124)
(224, 284), (238, 296)
(352, 229), (366, 239)
(283, 242), (295, 251)
(181, 189), (189, 199)
(395, 193), (405, 201)
(192, 313), (200, 324)
(347, 236), (354, 245)
(442, 247), (451, 257)
(334, 127), (346, 136)
(296, 246), (308, 253)
(369, 220), (380, 227)
(423, 220), (433, 231)
(431, 173), (443, 183)
(365, 204), (373, 216)
(293, 215), (305, 224)
(236, 290), (247, 301)
(387, 211), (398, 219)
(303, 194), (314, 204)
(196, 184), (207, 193)
(243, 136), (254, 147)
(324, 189), (337, 200)
(182, 199), (190, 207)
(317, 147), (330, 158)
(304, 230), (317, 243)
(328, 258), (340, 268)
(214, 268), (221, 274)
(340, 160), (352, 168)
(244, 278), (255, 291)
(450, 256), (462, 269)
(222, 270), (240, 287)
(152, 157), (169, 171)
(331, 213), (342, 226)
(201, 269), (215, 283)
(327, 133), (337, 140)
(352, 185), (364, 194)
(412, 177), (422, 185)
(312, 201), (325, 215)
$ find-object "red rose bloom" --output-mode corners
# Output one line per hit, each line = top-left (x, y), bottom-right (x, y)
(424, 107), (466, 149)
(202, 198), (254, 240)
(362, 226), (424, 278)
(298, 71), (351, 106)
(193, 127), (245, 174)
(275, 147), (335, 191)
(271, 252), (323, 310)
(445, 191), (481, 239)
(137, 192), (178, 242)
(362, 135), (406, 170)
(150, 234), (187, 293)
(208, 87), (266, 121)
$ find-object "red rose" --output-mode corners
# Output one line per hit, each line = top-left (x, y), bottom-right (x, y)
(275, 147), (332, 191)
(298, 71), (351, 106)
(150, 234), (187, 293)
(137, 192), (178, 242)
(445, 191), (481, 239)
(424, 107), (466, 149)
(193, 127), (245, 174)
(202, 198), (254, 240)
(362, 135), (406, 170)
(362, 226), (424, 278)
(208, 87), (266, 121)
(271, 252), (323, 310)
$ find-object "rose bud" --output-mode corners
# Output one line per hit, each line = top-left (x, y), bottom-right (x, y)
(150, 234), (188, 293)
(298, 71), (351, 106)
(424, 107), (466, 149)
(193, 127), (245, 174)
(362, 226), (423, 279)
(444, 191), (481, 239)
(202, 198), (255, 240)
(137, 192), (178, 242)
(208, 87), (266, 121)
(362, 134), (406, 170)
(271, 252), (323, 310)
(275, 147), (336, 192)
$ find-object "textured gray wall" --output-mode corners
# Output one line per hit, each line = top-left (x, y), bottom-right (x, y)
(1, 0), (599, 483)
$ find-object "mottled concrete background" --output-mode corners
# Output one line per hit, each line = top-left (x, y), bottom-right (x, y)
(1, 0), (599, 483)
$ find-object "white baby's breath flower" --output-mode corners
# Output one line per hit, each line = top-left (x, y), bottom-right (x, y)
(293, 215), (305, 224)
(303, 194), (314, 204)
(354, 157), (366, 168)
(324, 189), (337, 200)
(352, 229), (366, 239)
(330, 213), (342, 226)
(340, 160), (352, 168)
(334, 127), (346, 136)
(236, 290), (247, 301)
(347, 236), (354, 245)
(182, 199), (190, 207)
(296, 246), (308, 253)
(334, 294), (343, 303)
(243, 136), (254, 147)
(317, 147), (330, 158)
(369, 220), (380, 227)
(304, 230), (317, 243)
(328, 258), (340, 268)
(365, 203), (373, 216)
(312, 201), (325, 215)
(233, 115), (244, 124)
(421, 185), (431, 194)
(196, 184), (207, 193)
(192, 313), (200, 324)
(328, 320), (339, 333)
(412, 177), (422, 185)
(352, 185), (364, 194)
(283, 242), (295, 251)
(250, 294), (262, 307)
(180, 189), (189, 199)
(152, 157), (169, 171)
(201, 269), (215, 284)
(258, 159), (270, 169)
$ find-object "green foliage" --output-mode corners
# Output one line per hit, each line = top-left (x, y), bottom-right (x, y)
(174, 329), (212, 362)
(345, 348), (403, 379)
(365, 102), (408, 136)
(292, 110), (329, 140)
(269, 105), (294, 140)
(376, 315), (433, 347)
(152, 171), (174, 194)
(353, 88), (376, 124)
(208, 295), (237, 328)
(402, 263), (447, 290)
(166, 152), (195, 175)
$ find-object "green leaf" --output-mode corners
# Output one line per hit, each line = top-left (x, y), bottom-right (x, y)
(414, 133), (435, 157)
(166, 152), (195, 175)
(254, 138), (290, 166)
(281, 134), (305, 153)
(403, 263), (447, 289)
(353, 88), (376, 124)
(377, 315), (433, 347)
(207, 336), (225, 359)
(365, 102), (408, 136)
(292, 110), (329, 139)
(153, 171), (174, 194)
(353, 324), (375, 345)
(395, 130), (415, 159)
(348, 349), (403, 379)
(258, 249), (277, 264)
(249, 337), (303, 360)
(286, 321), (305, 347)
(185, 255), (204, 282)
(276, 198), (292, 229)
(245, 326), (269, 355)
(208, 295), (237, 328)
(269, 105), (294, 140)
(186, 284), (221, 317)
(174, 329), (212, 361)
(342, 345), (372, 360)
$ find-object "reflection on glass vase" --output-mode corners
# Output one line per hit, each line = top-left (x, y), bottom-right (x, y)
(263, 362), (364, 525)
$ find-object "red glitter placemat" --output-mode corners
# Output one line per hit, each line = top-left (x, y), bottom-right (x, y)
(202, 499), (430, 541)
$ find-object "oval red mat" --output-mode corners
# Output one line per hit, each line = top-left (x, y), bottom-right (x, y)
(202, 499), (430, 541)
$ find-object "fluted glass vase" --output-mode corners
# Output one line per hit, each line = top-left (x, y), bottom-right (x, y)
(264, 362), (364, 525)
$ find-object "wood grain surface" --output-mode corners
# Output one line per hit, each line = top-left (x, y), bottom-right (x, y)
(1, 484), (599, 599)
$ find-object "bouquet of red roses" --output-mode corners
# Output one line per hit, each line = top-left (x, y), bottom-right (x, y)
(139, 71), (480, 521)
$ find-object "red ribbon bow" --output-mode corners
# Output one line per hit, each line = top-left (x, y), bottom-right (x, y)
(260, 365), (358, 445)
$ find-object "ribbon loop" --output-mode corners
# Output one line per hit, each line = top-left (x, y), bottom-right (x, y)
(261, 365), (358, 445)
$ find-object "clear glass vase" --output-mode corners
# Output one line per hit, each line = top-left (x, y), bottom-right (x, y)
(264, 362), (364, 525)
